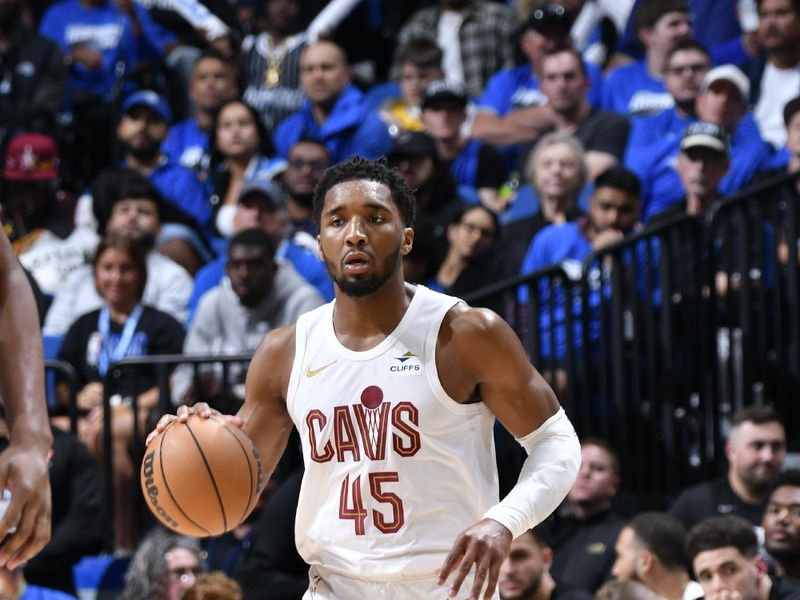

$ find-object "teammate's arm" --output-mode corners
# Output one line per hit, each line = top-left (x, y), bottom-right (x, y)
(436, 306), (580, 600)
(0, 228), (53, 568)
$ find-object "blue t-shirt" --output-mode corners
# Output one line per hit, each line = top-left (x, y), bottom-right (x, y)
(478, 62), (604, 114)
(274, 84), (392, 163)
(188, 237), (333, 322)
(625, 107), (694, 166)
(602, 60), (673, 116)
(39, 0), (135, 97)
(22, 584), (78, 600)
(629, 113), (774, 220)
(517, 222), (598, 361)
(162, 117), (209, 177)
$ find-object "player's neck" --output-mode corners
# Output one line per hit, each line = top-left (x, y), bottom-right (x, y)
(532, 571), (557, 600)
(332, 277), (415, 351)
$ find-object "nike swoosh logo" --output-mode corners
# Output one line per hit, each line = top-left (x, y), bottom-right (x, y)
(306, 360), (337, 378)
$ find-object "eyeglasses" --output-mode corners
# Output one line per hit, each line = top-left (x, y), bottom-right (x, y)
(460, 222), (496, 240)
(167, 566), (201, 583)
(288, 158), (327, 173)
(665, 63), (708, 76)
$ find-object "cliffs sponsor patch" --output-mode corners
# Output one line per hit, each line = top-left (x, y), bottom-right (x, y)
(390, 351), (421, 376)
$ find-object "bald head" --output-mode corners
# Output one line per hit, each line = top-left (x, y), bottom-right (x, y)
(300, 41), (352, 105)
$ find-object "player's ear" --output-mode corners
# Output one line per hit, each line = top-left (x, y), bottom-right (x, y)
(400, 227), (414, 256)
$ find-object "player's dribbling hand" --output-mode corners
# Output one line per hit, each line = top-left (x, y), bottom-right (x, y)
(0, 443), (52, 569)
(145, 403), (244, 446)
(436, 518), (512, 600)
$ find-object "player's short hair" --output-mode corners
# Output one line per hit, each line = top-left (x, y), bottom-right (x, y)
(397, 38), (444, 70)
(313, 156), (416, 228)
(581, 436), (621, 476)
(629, 512), (689, 572)
(634, 0), (689, 32)
(229, 228), (277, 258)
(594, 167), (641, 198)
(93, 232), (149, 300)
(686, 515), (759, 561)
(730, 405), (784, 430)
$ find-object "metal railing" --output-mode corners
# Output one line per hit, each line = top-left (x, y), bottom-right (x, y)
(466, 169), (800, 497)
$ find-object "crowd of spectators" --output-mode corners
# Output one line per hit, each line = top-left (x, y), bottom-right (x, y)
(1, 0), (799, 597)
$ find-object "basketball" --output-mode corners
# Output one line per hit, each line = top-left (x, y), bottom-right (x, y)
(140, 414), (264, 537)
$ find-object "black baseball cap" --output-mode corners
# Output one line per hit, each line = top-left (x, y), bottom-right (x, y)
(523, 4), (572, 35)
(421, 80), (468, 110)
(389, 131), (437, 159)
(680, 122), (731, 155)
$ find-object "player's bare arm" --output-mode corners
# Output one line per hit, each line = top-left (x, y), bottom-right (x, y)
(0, 229), (53, 568)
(236, 324), (296, 485)
(149, 325), (296, 490)
(436, 304), (579, 600)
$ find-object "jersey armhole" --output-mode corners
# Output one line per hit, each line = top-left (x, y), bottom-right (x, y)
(285, 312), (311, 417)
(423, 300), (492, 417)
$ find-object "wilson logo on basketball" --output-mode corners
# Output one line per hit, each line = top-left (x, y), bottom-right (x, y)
(142, 451), (180, 529)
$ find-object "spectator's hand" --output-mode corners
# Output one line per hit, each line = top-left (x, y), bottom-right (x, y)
(146, 403), (244, 446)
(77, 382), (104, 411)
(70, 45), (103, 70)
(591, 229), (624, 250)
(436, 518), (512, 600)
(0, 442), (52, 569)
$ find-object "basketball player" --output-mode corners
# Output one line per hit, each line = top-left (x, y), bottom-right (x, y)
(0, 227), (52, 568)
(151, 158), (581, 599)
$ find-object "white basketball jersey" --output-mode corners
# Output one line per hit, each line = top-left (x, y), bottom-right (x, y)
(286, 285), (499, 582)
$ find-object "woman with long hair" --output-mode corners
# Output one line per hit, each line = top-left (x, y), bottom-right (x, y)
(207, 99), (284, 239)
(57, 234), (185, 549)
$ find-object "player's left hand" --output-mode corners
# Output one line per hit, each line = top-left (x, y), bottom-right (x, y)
(0, 442), (52, 569)
(437, 518), (512, 599)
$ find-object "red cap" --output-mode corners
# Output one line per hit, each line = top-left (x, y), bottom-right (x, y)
(3, 133), (59, 181)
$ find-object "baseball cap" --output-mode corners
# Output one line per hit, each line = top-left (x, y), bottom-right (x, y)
(3, 133), (59, 181)
(239, 178), (286, 207)
(389, 131), (437, 159)
(680, 122), (731, 154)
(523, 4), (572, 35)
(121, 90), (171, 123)
(421, 80), (468, 110)
(700, 65), (750, 101)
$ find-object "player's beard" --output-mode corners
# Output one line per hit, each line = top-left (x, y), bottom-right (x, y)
(326, 240), (401, 298)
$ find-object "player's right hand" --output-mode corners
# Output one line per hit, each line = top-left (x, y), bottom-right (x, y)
(146, 404), (243, 446)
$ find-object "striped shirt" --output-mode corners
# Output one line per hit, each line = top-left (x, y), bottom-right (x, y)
(241, 31), (307, 130)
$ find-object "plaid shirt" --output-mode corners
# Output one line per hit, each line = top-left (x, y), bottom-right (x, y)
(394, 1), (518, 98)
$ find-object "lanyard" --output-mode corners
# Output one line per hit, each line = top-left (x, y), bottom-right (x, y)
(97, 304), (143, 377)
